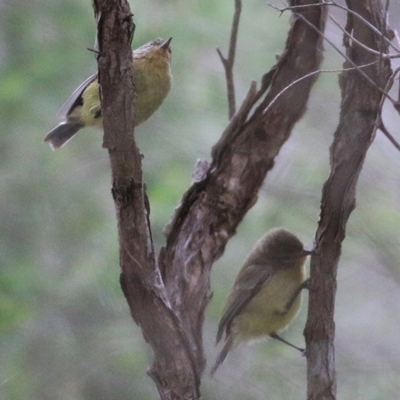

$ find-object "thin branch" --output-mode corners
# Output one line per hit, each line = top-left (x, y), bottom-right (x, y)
(267, 0), (400, 53)
(263, 8), (400, 149)
(394, 29), (400, 49)
(330, 15), (400, 58)
(267, 1), (323, 13)
(330, 0), (399, 51)
(263, 62), (378, 115)
(211, 80), (258, 159)
(374, 66), (400, 151)
(293, 8), (398, 106)
(217, 0), (242, 119)
(378, 119), (400, 151)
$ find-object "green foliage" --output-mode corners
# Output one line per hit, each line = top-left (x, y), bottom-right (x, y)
(1, 0), (400, 399)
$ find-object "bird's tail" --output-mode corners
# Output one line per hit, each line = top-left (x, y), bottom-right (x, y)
(44, 122), (83, 150)
(210, 336), (234, 377)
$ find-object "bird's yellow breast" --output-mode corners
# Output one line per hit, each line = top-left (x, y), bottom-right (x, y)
(132, 51), (172, 125)
(78, 48), (171, 129)
(233, 265), (306, 343)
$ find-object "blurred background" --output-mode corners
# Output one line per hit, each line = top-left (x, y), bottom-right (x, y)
(1, 0), (400, 399)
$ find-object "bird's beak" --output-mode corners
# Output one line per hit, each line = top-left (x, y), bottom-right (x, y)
(161, 37), (173, 50)
(302, 248), (314, 256)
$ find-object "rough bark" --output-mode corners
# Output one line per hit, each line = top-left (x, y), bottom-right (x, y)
(304, 1), (392, 399)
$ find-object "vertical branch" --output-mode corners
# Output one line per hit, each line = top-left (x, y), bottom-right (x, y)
(304, 1), (392, 399)
(92, 1), (200, 399)
(217, 0), (242, 118)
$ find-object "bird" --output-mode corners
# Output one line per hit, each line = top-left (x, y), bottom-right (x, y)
(211, 227), (312, 376)
(44, 37), (172, 149)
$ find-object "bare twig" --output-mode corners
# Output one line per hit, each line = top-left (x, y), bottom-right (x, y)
(329, 0), (398, 51)
(293, 9), (397, 106)
(217, 0), (242, 118)
(211, 67), (278, 160)
(267, 0), (400, 53)
(266, 1), (322, 13)
(378, 119), (400, 151)
(373, 66), (400, 151)
(263, 62), (377, 115)
(211, 80), (258, 159)
(330, 15), (400, 58)
(394, 29), (400, 49)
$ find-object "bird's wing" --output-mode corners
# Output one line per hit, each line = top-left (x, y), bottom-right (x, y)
(216, 263), (273, 344)
(56, 74), (98, 119)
